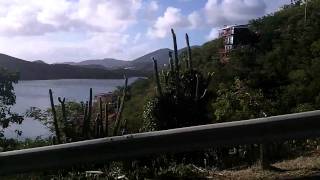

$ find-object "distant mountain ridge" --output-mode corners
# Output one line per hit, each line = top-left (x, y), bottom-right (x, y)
(0, 46), (199, 80)
(0, 54), (145, 80)
(62, 58), (129, 70)
(61, 46), (200, 71)
(33, 60), (47, 64)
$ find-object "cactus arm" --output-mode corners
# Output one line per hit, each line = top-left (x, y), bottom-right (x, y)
(82, 101), (89, 137)
(116, 96), (121, 113)
(58, 97), (67, 124)
(200, 89), (208, 99)
(58, 97), (67, 142)
(87, 88), (93, 138)
(105, 103), (109, 137)
(80, 101), (84, 111)
(88, 88), (93, 124)
(121, 119), (128, 135)
(153, 58), (163, 97)
(207, 72), (214, 86)
(169, 52), (175, 75)
(186, 33), (192, 69)
(171, 29), (181, 95)
(49, 89), (62, 144)
(94, 113), (102, 138)
(195, 74), (199, 101)
(83, 88), (92, 138)
(99, 97), (104, 134)
(171, 29), (179, 74)
(113, 76), (128, 136)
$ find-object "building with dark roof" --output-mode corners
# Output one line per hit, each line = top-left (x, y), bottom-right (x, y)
(218, 24), (255, 63)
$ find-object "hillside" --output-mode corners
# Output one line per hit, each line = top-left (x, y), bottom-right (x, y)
(32, 60), (47, 64)
(0, 54), (146, 80)
(61, 47), (199, 72)
(122, 1), (320, 130)
(63, 58), (129, 70)
(129, 48), (172, 71)
(61, 49), (171, 71)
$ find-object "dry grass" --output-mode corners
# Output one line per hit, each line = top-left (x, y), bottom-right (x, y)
(207, 151), (320, 180)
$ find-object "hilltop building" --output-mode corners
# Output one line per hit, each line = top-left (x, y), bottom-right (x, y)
(218, 24), (256, 63)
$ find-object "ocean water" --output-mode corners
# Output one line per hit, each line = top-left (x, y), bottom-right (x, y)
(4, 78), (139, 139)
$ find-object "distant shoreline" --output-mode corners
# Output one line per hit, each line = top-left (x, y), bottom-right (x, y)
(17, 76), (147, 81)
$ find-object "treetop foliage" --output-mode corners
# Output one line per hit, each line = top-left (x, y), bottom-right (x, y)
(0, 68), (23, 136)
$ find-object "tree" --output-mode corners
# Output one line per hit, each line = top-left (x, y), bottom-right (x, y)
(0, 68), (23, 137)
(213, 78), (270, 123)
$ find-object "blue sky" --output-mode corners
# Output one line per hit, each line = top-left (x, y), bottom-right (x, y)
(0, 0), (291, 63)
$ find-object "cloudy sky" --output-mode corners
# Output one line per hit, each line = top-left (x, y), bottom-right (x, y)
(0, 0), (291, 63)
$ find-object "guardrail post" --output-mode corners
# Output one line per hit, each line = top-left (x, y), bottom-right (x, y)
(260, 143), (270, 170)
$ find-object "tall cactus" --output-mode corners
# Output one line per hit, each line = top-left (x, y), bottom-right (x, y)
(58, 97), (67, 125)
(99, 97), (104, 134)
(105, 103), (109, 137)
(49, 89), (62, 144)
(121, 119), (128, 135)
(171, 29), (180, 94)
(94, 113), (102, 138)
(185, 33), (192, 70)
(169, 52), (175, 75)
(80, 101), (84, 111)
(153, 58), (163, 97)
(144, 29), (214, 131)
(83, 88), (92, 138)
(116, 96), (121, 113)
(82, 101), (88, 137)
(195, 74), (199, 101)
(58, 97), (67, 141)
(171, 29), (179, 74)
(113, 76), (128, 136)
(88, 88), (93, 124)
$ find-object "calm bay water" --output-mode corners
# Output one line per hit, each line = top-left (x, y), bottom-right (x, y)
(4, 78), (139, 139)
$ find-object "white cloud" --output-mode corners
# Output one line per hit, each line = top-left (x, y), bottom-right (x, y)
(142, 0), (160, 20)
(264, 0), (291, 14)
(206, 28), (219, 40)
(133, 33), (142, 43)
(147, 7), (194, 38)
(0, 0), (142, 36)
(148, 1), (159, 12)
(70, 0), (141, 32)
(188, 11), (203, 29)
(205, 0), (267, 27)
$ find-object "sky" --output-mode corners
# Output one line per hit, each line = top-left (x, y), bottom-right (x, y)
(0, 0), (291, 63)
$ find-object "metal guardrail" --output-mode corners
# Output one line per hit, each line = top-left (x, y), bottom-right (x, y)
(1, 110), (320, 175)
